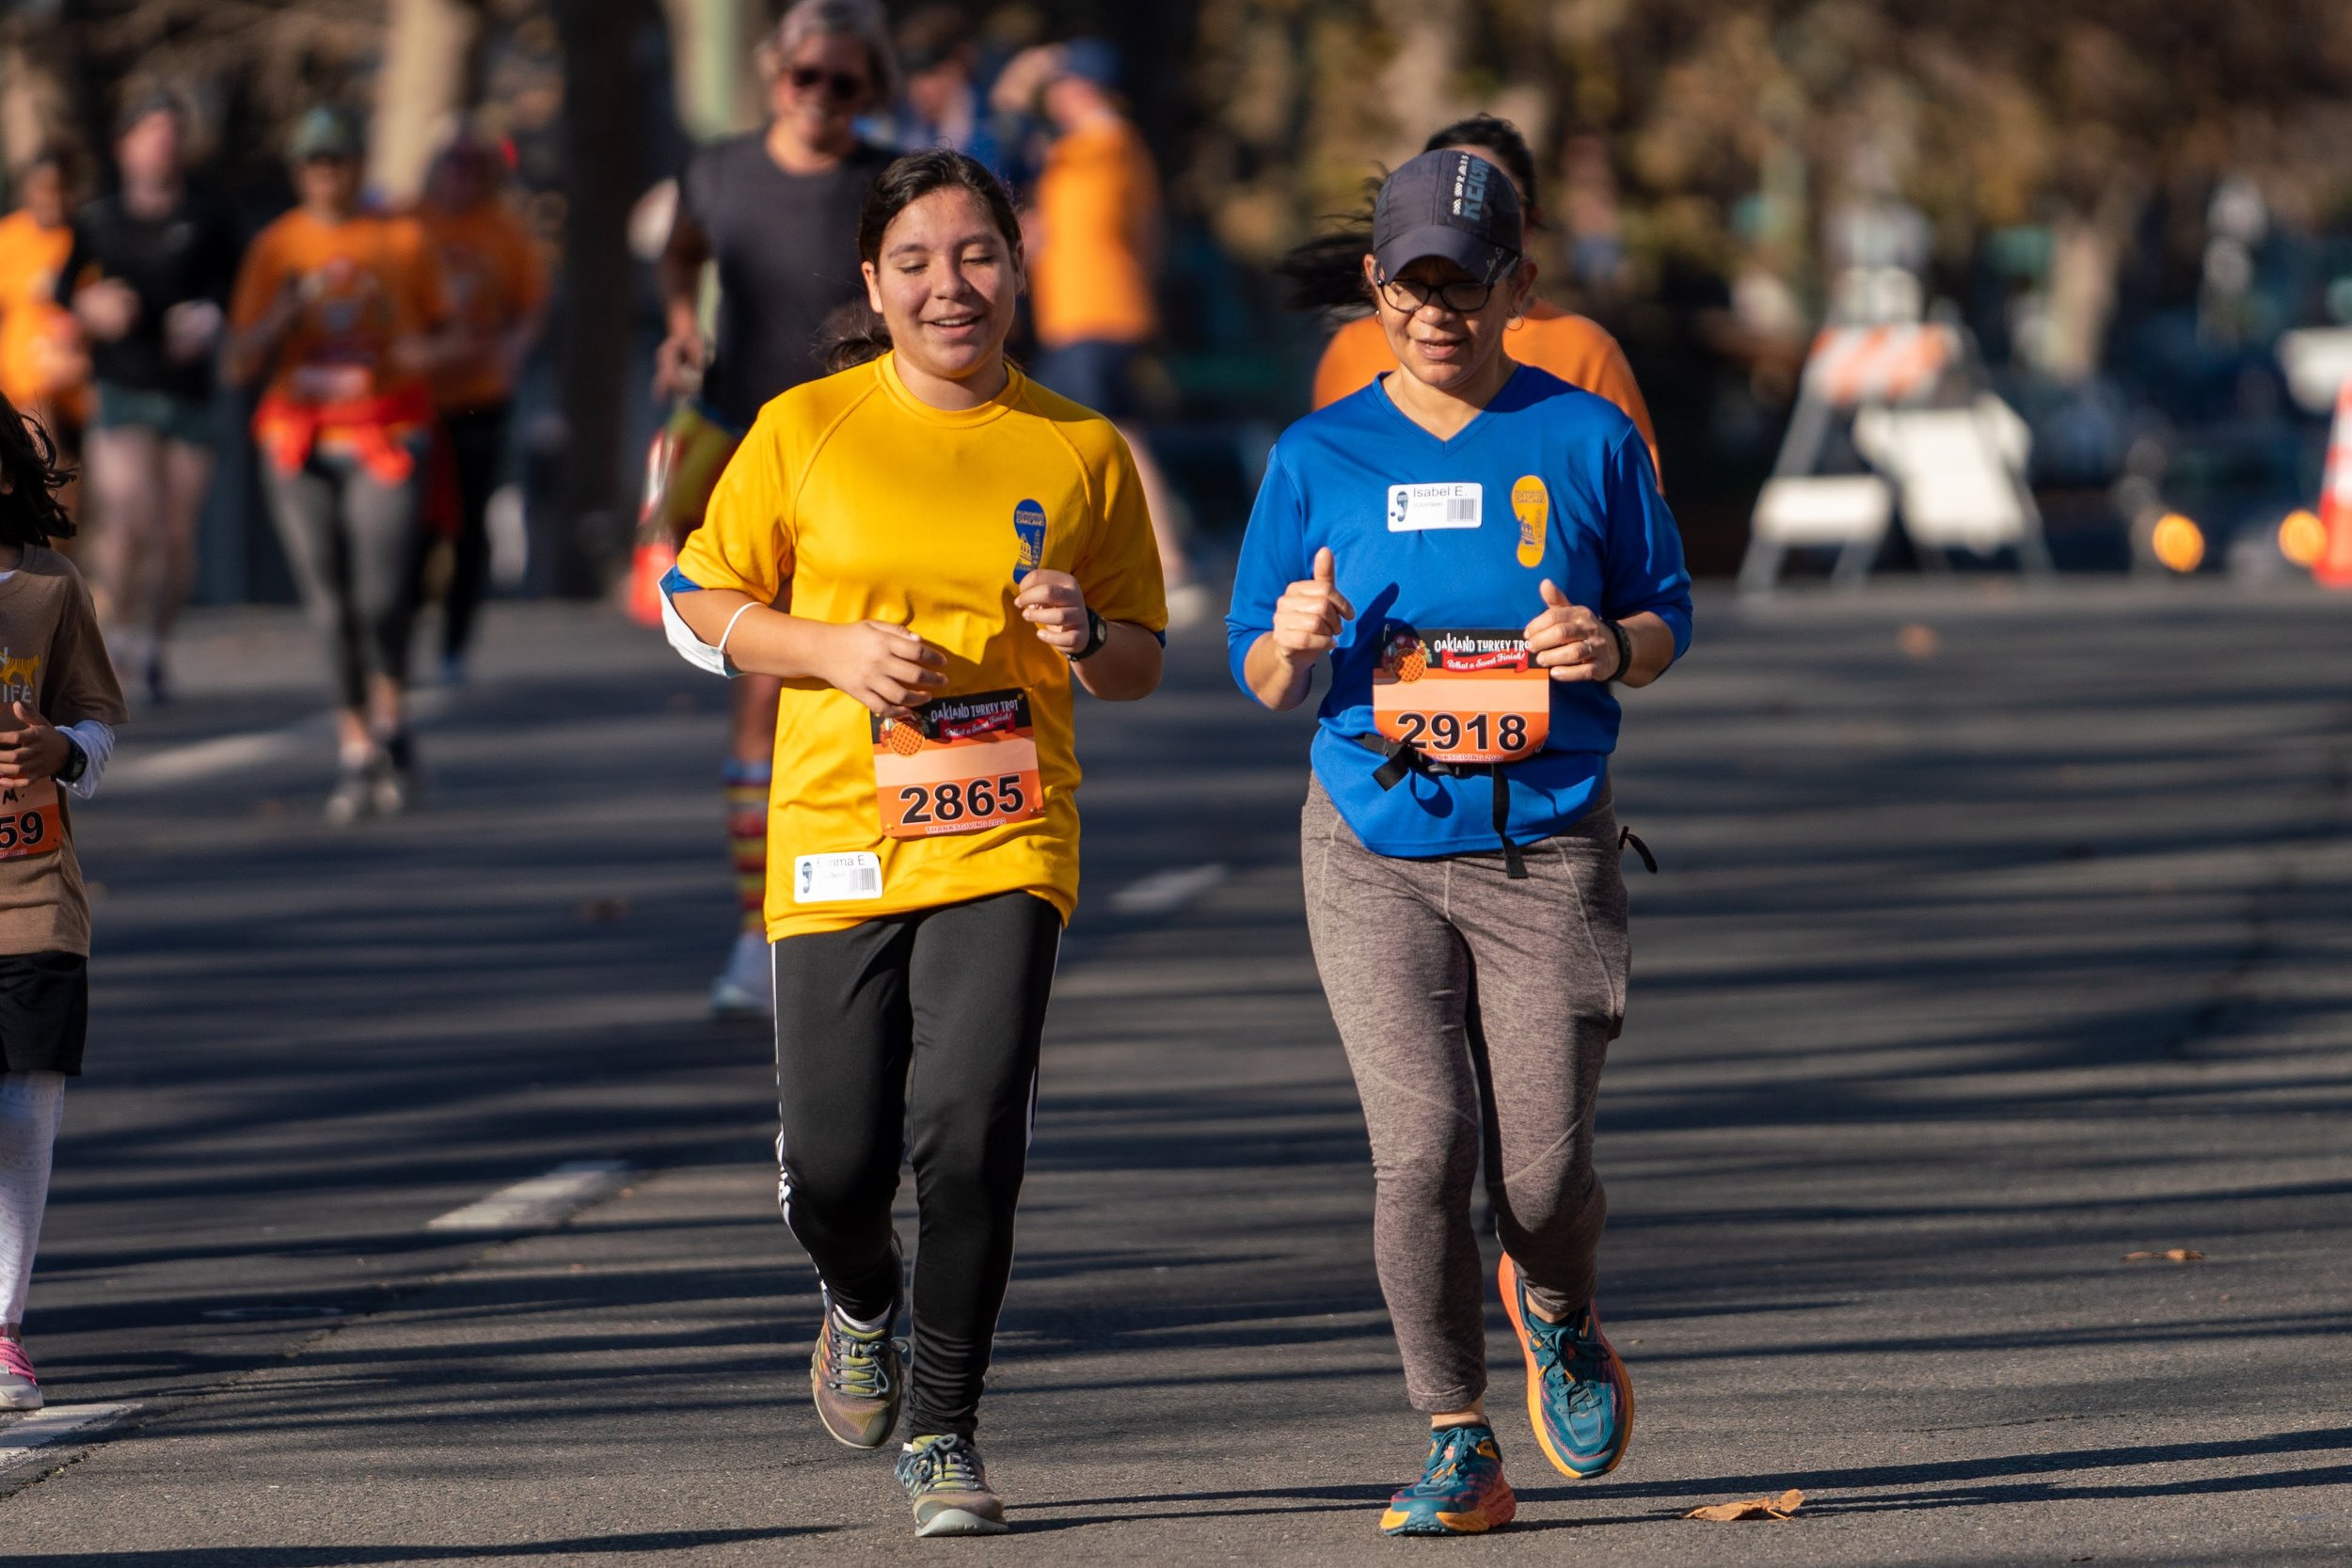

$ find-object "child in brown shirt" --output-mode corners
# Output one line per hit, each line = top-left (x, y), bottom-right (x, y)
(0, 399), (128, 1410)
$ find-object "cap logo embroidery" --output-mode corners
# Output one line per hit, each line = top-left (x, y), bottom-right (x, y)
(1453, 156), (1491, 225)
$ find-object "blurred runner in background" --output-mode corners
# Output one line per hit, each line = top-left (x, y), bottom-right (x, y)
(1287, 115), (1661, 482)
(65, 93), (240, 704)
(653, 0), (898, 1020)
(997, 40), (1206, 627)
(418, 131), (546, 686)
(0, 151), (93, 474)
(875, 6), (1027, 188)
(224, 105), (451, 824)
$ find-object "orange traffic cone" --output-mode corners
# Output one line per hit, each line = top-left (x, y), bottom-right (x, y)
(2319, 381), (2352, 588)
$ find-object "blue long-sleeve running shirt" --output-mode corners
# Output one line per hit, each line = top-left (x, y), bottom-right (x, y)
(1227, 365), (1693, 858)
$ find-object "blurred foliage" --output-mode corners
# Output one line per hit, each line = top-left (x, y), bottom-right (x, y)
(1182, 0), (2352, 289)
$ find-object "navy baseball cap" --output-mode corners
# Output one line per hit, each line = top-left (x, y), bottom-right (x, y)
(1373, 149), (1522, 285)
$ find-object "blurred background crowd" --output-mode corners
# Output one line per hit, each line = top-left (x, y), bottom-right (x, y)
(3, 0), (2351, 615)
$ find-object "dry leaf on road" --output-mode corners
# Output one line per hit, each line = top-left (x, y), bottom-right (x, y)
(1687, 1488), (1805, 1521)
(2122, 1248), (2203, 1263)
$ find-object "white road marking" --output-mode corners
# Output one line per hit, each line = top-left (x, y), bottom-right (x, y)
(1108, 863), (1231, 916)
(0, 1403), (138, 1478)
(426, 1160), (631, 1233)
(107, 690), (453, 795)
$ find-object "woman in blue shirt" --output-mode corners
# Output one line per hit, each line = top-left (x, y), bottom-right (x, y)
(1227, 149), (1692, 1536)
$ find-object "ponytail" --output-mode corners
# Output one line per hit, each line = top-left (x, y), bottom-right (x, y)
(817, 299), (894, 372)
(1279, 113), (1545, 318)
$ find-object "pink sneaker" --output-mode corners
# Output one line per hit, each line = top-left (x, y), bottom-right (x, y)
(0, 1337), (42, 1411)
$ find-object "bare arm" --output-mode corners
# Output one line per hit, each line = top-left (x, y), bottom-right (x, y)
(671, 585), (946, 720)
(1070, 622), (1162, 702)
(653, 212), (710, 396)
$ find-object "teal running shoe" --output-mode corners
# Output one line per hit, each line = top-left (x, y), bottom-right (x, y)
(1379, 1423), (1517, 1536)
(1500, 1252), (1633, 1479)
(897, 1433), (1009, 1536)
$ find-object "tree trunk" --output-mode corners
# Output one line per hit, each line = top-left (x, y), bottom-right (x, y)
(548, 0), (647, 597)
(370, 0), (486, 204)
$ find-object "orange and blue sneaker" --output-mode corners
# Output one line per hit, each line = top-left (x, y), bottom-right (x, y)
(1379, 1422), (1518, 1536)
(1500, 1252), (1633, 1479)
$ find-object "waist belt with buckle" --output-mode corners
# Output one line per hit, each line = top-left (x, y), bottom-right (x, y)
(1352, 733), (1529, 879)
(1349, 733), (1659, 882)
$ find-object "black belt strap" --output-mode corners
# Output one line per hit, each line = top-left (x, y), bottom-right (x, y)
(1355, 735), (1528, 879)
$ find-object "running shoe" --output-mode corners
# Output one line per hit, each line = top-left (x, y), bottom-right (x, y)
(324, 761), (374, 825)
(810, 1275), (904, 1449)
(1499, 1252), (1633, 1479)
(1379, 1422), (1516, 1535)
(372, 734), (418, 816)
(0, 1337), (42, 1411)
(896, 1433), (1009, 1537)
(708, 930), (773, 1019)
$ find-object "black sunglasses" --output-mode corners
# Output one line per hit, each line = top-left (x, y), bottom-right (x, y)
(788, 64), (870, 102)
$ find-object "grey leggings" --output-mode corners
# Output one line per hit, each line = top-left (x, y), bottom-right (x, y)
(1301, 776), (1629, 1413)
(261, 445), (422, 711)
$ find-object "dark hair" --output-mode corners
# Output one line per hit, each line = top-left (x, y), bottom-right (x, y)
(1422, 115), (1538, 214)
(117, 88), (189, 140)
(1276, 113), (1542, 315)
(0, 400), (78, 546)
(818, 150), (1023, 372)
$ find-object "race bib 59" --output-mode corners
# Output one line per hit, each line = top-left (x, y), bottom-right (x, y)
(0, 778), (61, 861)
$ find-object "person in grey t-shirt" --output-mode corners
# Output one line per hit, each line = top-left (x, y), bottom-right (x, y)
(652, 0), (899, 1021)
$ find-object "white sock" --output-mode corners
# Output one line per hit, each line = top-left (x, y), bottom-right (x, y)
(0, 1071), (65, 1330)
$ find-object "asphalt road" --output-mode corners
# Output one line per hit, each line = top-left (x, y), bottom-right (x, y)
(2, 580), (2348, 1566)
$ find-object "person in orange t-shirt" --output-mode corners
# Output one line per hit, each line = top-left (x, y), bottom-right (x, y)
(998, 39), (1204, 623)
(225, 106), (452, 823)
(418, 132), (546, 683)
(0, 151), (93, 442)
(1293, 116), (1661, 484)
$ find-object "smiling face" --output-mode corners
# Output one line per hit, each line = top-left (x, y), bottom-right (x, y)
(1363, 251), (1535, 397)
(294, 154), (360, 218)
(863, 186), (1023, 388)
(119, 109), (184, 188)
(768, 30), (876, 154)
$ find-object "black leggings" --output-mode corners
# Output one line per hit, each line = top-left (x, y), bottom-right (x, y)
(436, 403), (509, 662)
(772, 890), (1061, 1440)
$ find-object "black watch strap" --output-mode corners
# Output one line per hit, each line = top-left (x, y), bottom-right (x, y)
(1068, 609), (1109, 662)
(1603, 619), (1634, 683)
(56, 735), (87, 784)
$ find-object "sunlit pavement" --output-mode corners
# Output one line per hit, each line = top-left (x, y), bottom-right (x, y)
(2, 581), (2348, 1566)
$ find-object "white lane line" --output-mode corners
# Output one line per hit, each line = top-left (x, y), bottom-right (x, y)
(108, 689), (453, 795)
(0, 1403), (138, 1478)
(1108, 862), (1231, 916)
(426, 1160), (631, 1233)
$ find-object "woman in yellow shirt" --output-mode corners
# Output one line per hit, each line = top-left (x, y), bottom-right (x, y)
(663, 149), (1165, 1538)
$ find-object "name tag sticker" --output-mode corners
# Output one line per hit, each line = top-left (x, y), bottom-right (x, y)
(1387, 483), (1483, 532)
(794, 851), (882, 904)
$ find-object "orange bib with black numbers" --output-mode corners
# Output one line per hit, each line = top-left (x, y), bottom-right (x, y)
(0, 777), (61, 860)
(1371, 627), (1549, 765)
(871, 689), (1045, 839)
